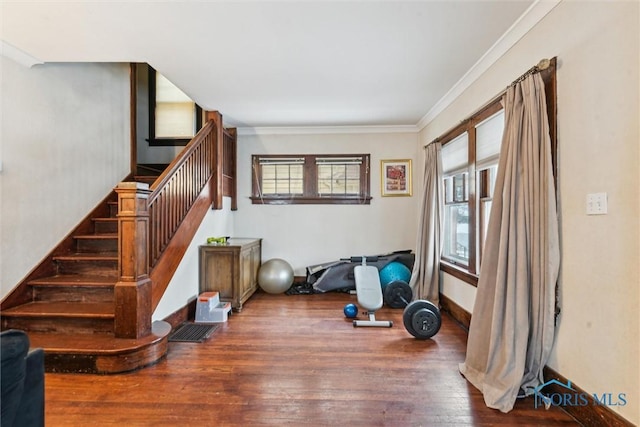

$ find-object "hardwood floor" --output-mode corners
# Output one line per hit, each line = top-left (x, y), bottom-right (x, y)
(44, 291), (579, 426)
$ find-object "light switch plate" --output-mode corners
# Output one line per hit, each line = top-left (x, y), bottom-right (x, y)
(586, 193), (607, 215)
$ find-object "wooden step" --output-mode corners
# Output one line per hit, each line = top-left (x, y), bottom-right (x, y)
(53, 252), (118, 275)
(27, 321), (171, 374)
(53, 252), (118, 261)
(91, 217), (118, 233)
(29, 274), (115, 303)
(107, 201), (118, 217)
(134, 175), (158, 185)
(1, 301), (115, 334)
(74, 233), (118, 253)
(136, 163), (168, 176)
(29, 274), (117, 286)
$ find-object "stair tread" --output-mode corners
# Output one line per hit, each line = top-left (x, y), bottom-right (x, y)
(92, 217), (117, 222)
(2, 301), (114, 317)
(53, 252), (118, 261)
(27, 321), (171, 354)
(29, 274), (117, 287)
(74, 234), (117, 240)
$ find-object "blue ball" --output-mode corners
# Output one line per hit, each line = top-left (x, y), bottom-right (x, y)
(379, 261), (412, 289)
(343, 303), (358, 318)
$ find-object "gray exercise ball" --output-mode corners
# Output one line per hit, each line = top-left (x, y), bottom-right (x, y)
(258, 258), (294, 294)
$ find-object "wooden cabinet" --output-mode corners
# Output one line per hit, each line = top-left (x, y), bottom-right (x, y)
(199, 238), (262, 312)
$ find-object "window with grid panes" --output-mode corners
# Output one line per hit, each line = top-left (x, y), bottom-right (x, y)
(251, 154), (371, 205)
(317, 157), (362, 196)
(260, 158), (304, 195)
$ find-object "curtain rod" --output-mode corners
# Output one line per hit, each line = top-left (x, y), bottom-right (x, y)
(510, 58), (551, 87)
(425, 57), (552, 148)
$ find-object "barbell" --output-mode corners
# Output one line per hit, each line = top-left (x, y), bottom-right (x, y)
(382, 280), (442, 340)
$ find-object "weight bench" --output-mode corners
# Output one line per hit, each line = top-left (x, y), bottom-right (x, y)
(353, 257), (393, 328)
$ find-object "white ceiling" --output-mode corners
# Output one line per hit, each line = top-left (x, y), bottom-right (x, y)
(1, 1), (537, 129)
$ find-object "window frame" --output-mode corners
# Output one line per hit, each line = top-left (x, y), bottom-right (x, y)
(147, 67), (203, 147)
(251, 154), (371, 205)
(442, 170), (470, 267)
(439, 58), (557, 286)
(477, 164), (498, 262)
(439, 100), (504, 283)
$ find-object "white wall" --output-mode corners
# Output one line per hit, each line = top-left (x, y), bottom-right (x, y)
(153, 197), (234, 321)
(421, 2), (639, 423)
(441, 273), (476, 314)
(234, 131), (420, 276)
(0, 58), (131, 298)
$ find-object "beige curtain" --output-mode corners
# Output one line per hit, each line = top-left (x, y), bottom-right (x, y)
(409, 142), (443, 305)
(459, 72), (560, 412)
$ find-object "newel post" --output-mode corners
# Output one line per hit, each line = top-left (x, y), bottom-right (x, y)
(114, 182), (152, 339)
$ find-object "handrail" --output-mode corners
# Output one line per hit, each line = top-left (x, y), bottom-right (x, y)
(147, 120), (216, 267)
(148, 120), (214, 197)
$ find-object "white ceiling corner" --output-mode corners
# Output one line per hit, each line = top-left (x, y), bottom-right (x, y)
(0, 40), (43, 68)
(416, 0), (562, 131)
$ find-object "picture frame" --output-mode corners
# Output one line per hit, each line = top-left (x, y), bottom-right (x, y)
(380, 159), (412, 197)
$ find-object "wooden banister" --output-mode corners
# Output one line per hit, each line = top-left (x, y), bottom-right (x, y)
(147, 120), (217, 266)
(115, 111), (237, 337)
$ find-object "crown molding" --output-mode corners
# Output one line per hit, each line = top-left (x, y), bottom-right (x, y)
(416, 0), (562, 131)
(236, 124), (419, 136)
(236, 0), (561, 137)
(1, 40), (43, 68)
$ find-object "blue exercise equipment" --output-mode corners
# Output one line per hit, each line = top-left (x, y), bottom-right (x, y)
(379, 261), (411, 288)
(343, 303), (358, 318)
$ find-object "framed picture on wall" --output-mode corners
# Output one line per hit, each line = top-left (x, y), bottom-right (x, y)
(380, 159), (412, 197)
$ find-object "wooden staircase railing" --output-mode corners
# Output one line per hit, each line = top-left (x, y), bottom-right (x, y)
(114, 111), (236, 339)
(148, 120), (216, 266)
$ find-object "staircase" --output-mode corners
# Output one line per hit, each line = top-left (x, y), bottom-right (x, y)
(1, 170), (170, 374)
(1, 112), (235, 374)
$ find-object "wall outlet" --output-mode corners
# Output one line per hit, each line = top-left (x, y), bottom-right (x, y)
(586, 192), (608, 215)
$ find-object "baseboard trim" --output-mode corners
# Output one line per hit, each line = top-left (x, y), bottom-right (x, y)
(438, 292), (635, 427)
(439, 293), (471, 331)
(541, 366), (634, 427)
(162, 296), (197, 328)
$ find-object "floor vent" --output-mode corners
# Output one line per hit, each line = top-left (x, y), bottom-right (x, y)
(168, 322), (219, 343)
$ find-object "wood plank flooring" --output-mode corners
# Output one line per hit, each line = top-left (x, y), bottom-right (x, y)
(44, 291), (580, 426)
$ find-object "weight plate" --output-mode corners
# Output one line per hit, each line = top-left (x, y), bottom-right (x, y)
(383, 280), (413, 309)
(403, 300), (442, 339)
